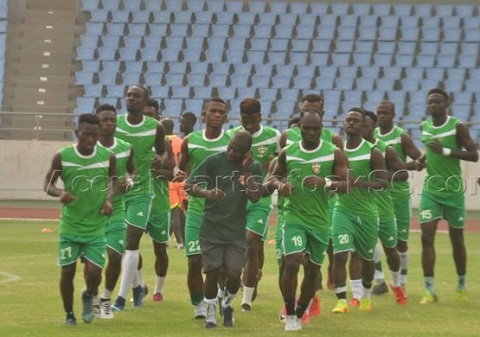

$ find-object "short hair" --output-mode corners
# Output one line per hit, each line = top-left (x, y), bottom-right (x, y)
(288, 116), (300, 128)
(364, 110), (378, 123)
(95, 104), (116, 114)
(146, 98), (159, 111)
(299, 107), (322, 119)
(205, 97), (227, 109)
(160, 118), (174, 134)
(78, 113), (100, 126)
(130, 85), (150, 99)
(240, 98), (261, 115)
(301, 93), (324, 105)
(427, 88), (449, 101)
(347, 107), (366, 119)
(181, 111), (197, 124)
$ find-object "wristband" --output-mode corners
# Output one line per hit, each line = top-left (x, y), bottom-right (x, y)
(126, 177), (135, 189)
(442, 148), (452, 156)
(324, 177), (333, 188)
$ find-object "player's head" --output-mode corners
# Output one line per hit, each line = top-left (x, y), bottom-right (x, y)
(363, 110), (377, 141)
(95, 104), (117, 137)
(344, 107), (365, 137)
(203, 97), (227, 129)
(427, 88), (449, 117)
(160, 118), (174, 135)
(288, 116), (301, 129)
(300, 109), (323, 148)
(300, 94), (324, 117)
(227, 130), (252, 162)
(76, 113), (100, 152)
(143, 98), (160, 120)
(376, 100), (395, 129)
(240, 97), (261, 134)
(179, 111), (197, 135)
(126, 85), (149, 115)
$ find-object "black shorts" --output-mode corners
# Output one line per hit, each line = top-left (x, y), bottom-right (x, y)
(199, 237), (246, 274)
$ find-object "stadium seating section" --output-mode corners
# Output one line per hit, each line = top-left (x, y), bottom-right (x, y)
(76, 0), (480, 138)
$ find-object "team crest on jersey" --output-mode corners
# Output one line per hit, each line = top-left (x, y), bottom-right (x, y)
(312, 163), (321, 174)
(257, 146), (267, 157)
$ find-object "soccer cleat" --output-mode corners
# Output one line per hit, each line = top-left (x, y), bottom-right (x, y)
(359, 298), (372, 312)
(241, 303), (251, 311)
(285, 315), (301, 331)
(456, 289), (468, 302)
(81, 290), (94, 323)
(420, 292), (438, 305)
(223, 306), (234, 327)
(111, 296), (126, 311)
(204, 321), (217, 329)
(372, 282), (389, 295)
(349, 298), (360, 307)
(65, 313), (77, 326)
(309, 295), (321, 316)
(132, 285), (144, 307)
(279, 305), (287, 323)
(93, 304), (101, 318)
(332, 299), (349, 314)
(194, 301), (206, 319)
(390, 284), (408, 305)
(99, 298), (114, 319)
(153, 293), (163, 302)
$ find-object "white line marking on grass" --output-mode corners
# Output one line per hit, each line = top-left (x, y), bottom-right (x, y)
(0, 271), (21, 284)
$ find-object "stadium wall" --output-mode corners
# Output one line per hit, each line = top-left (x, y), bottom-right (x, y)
(1, 140), (479, 210)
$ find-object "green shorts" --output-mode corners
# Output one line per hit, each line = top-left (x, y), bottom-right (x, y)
(124, 194), (153, 230)
(331, 207), (379, 261)
(106, 221), (126, 255)
(58, 234), (106, 268)
(393, 198), (411, 242)
(185, 211), (202, 256)
(275, 212), (285, 265)
(419, 191), (465, 228)
(378, 218), (397, 249)
(247, 204), (271, 241)
(282, 222), (329, 266)
(147, 211), (171, 243)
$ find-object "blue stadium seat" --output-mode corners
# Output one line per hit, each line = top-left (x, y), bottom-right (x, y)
(237, 87), (256, 99)
(416, 55), (435, 67)
(278, 14), (298, 26)
(337, 27), (356, 40)
(267, 38), (286, 52)
(394, 4), (413, 16)
(230, 74), (249, 87)
(358, 27), (377, 40)
(233, 24), (253, 38)
(294, 24), (314, 40)
(146, 61), (164, 72)
(464, 29), (480, 43)
(119, 47), (137, 61)
(465, 80), (480, 92)
(271, 75), (291, 89)
(171, 86), (190, 99)
(365, 91), (385, 103)
(359, 15), (378, 28)
(110, 10), (130, 23)
(187, 74), (207, 87)
(164, 0), (183, 11)
(193, 86), (212, 99)
(275, 100), (297, 118)
(356, 77), (375, 91)
(379, 27), (397, 40)
(330, 3), (350, 15)
(388, 91), (406, 105)
(164, 98), (183, 115)
(168, 62), (187, 74)
(165, 74), (184, 86)
(106, 23), (125, 36)
(310, 53), (329, 66)
(184, 37), (203, 50)
(352, 3), (371, 15)
(189, 24), (209, 38)
(225, 50), (244, 63)
(415, 4), (433, 16)
(339, 66), (358, 78)
(317, 26), (336, 40)
(183, 49), (202, 62)
(194, 11), (213, 24)
(102, 0), (120, 10)
(124, 0), (141, 11)
(161, 49), (180, 62)
(377, 41), (396, 54)
(458, 55), (478, 68)
(395, 54), (414, 67)
(165, 36), (183, 49)
(128, 23), (146, 36)
(275, 24), (294, 39)
(102, 60), (121, 72)
(460, 43), (479, 56)
(372, 3), (392, 16)
(269, 1), (288, 14)
(442, 17), (461, 29)
(297, 13), (318, 26)
(425, 68), (444, 81)
(248, 1), (266, 13)
(151, 86), (169, 98)
(124, 61), (143, 73)
(205, 49), (224, 63)
(383, 66), (403, 80)
(217, 87), (236, 100)
(184, 99), (204, 113)
(258, 88), (277, 101)
(276, 64), (295, 77)
(254, 64), (272, 76)
(289, 52), (308, 65)
(410, 91), (427, 104)
(85, 22), (104, 35)
(435, 4), (454, 17)
(123, 36), (142, 50)
(189, 61), (209, 74)
(77, 46), (95, 60)
(149, 24), (168, 36)
(250, 75), (270, 88)
(335, 77), (354, 90)
(131, 11), (150, 23)
(267, 51), (286, 64)
(224, 0), (243, 12)
(212, 63), (231, 75)
(143, 36), (161, 50)
(422, 17), (440, 29)
(90, 9), (109, 22)
(76, 97), (96, 113)
(401, 78), (420, 91)
(311, 40), (331, 52)
(216, 12), (236, 25)
(257, 13), (277, 25)
(438, 42), (458, 56)
(399, 27), (419, 41)
(99, 71), (118, 85)
(246, 51), (266, 64)
(289, 39), (309, 52)
(435, 55), (455, 68)
(447, 68), (465, 82)
(310, 3), (329, 14)
(292, 76), (312, 89)
(249, 37), (268, 51)
(237, 12), (257, 25)
(443, 28), (462, 42)
(455, 4), (475, 17)
(320, 14), (338, 27)
(352, 53), (372, 66)
(174, 11), (193, 24)
(98, 47), (117, 60)
(144, 72), (162, 85)
(420, 79), (439, 90)
(209, 74), (228, 87)
(252, 24), (272, 39)
(332, 53), (351, 66)
(290, 2), (308, 15)
(452, 92), (473, 105)
(340, 14), (359, 27)
(375, 78), (395, 91)
(82, 0), (99, 11)
(170, 24), (189, 37)
(280, 88), (299, 101)
(315, 76), (335, 90)
(84, 83), (103, 97)
(421, 28), (440, 42)
(359, 66), (380, 79)
(82, 60), (100, 72)
(374, 54), (392, 66)
(81, 35), (99, 48)
(106, 84), (125, 98)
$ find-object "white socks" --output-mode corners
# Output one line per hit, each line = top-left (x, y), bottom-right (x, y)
(117, 250), (139, 298)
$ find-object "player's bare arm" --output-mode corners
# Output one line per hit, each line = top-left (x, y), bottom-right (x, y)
(242, 151), (261, 203)
(402, 132), (423, 170)
(385, 146), (408, 182)
(353, 148), (389, 190)
(43, 153), (77, 203)
(102, 153), (117, 216)
(174, 136), (189, 180)
(152, 140), (175, 181)
(265, 149), (292, 197)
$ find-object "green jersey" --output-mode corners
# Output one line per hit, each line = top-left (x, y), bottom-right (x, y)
(152, 177), (170, 215)
(371, 139), (395, 220)
(58, 145), (111, 236)
(187, 152), (263, 241)
(421, 116), (463, 195)
(285, 126), (335, 146)
(336, 139), (378, 217)
(115, 114), (158, 195)
(374, 126), (410, 200)
(98, 137), (132, 225)
(284, 140), (337, 231)
(187, 129), (231, 214)
(227, 125), (280, 207)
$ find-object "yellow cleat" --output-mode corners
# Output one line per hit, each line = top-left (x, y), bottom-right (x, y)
(419, 292), (438, 304)
(331, 299), (349, 314)
(359, 298), (372, 312)
(456, 290), (468, 302)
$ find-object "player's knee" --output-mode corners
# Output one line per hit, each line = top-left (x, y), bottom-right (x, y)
(188, 255), (203, 272)
(421, 233), (435, 246)
(61, 265), (76, 279)
(284, 258), (301, 275)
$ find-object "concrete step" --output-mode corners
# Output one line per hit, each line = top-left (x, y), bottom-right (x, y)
(4, 87), (72, 98)
(22, 25), (77, 38)
(27, 0), (75, 11)
(24, 9), (76, 25)
(0, 129), (72, 141)
(8, 37), (77, 51)
(9, 105), (69, 114)
(11, 63), (75, 76)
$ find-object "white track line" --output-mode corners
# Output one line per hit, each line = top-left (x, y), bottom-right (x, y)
(0, 271), (21, 284)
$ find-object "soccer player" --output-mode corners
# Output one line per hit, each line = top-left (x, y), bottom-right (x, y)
(111, 85), (166, 310)
(95, 105), (136, 319)
(372, 100), (423, 293)
(349, 110), (408, 306)
(186, 131), (263, 328)
(227, 98), (280, 311)
(266, 110), (349, 331)
(331, 108), (388, 314)
(143, 98), (161, 120)
(161, 118), (186, 249)
(43, 113), (116, 325)
(418, 88), (478, 304)
(175, 98), (231, 318)
(180, 111), (197, 137)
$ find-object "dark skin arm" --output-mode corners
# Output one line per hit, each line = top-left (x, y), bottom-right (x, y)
(332, 134), (343, 149)
(279, 131), (288, 149)
(428, 123), (478, 162)
(242, 151), (262, 203)
(353, 148), (389, 190)
(261, 158), (281, 197)
(264, 149), (293, 197)
(154, 123), (166, 156)
(43, 153), (77, 203)
(385, 146), (408, 182)
(102, 153), (117, 216)
(118, 147), (136, 194)
(151, 140), (175, 181)
(401, 132), (424, 170)
(174, 136), (189, 181)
